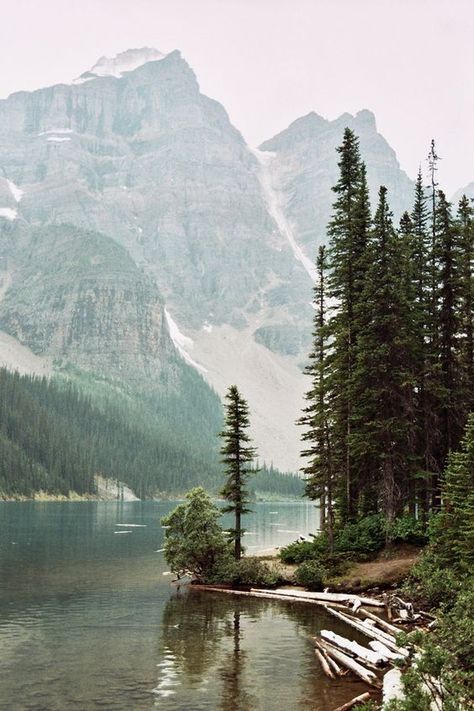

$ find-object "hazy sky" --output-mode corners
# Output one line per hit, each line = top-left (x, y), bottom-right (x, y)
(1, 0), (473, 195)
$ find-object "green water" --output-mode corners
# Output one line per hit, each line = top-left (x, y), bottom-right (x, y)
(0, 501), (366, 710)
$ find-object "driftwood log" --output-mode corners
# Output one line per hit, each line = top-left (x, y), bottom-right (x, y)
(359, 607), (401, 636)
(325, 607), (409, 657)
(321, 629), (386, 667)
(332, 692), (371, 711)
(313, 637), (381, 687)
(315, 647), (336, 679)
(252, 587), (384, 607)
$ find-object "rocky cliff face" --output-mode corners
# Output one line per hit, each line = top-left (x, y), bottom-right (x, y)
(0, 223), (176, 385)
(0, 49), (417, 471)
(259, 110), (414, 254)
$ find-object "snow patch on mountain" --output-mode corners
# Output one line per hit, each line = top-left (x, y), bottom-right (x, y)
(251, 148), (316, 282)
(164, 308), (208, 373)
(0, 208), (17, 221)
(73, 48), (167, 83)
(46, 136), (71, 143)
(38, 129), (73, 136)
(6, 180), (23, 203)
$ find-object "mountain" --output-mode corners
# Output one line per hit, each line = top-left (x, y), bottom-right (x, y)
(452, 182), (474, 205)
(0, 48), (416, 476)
(258, 109), (414, 254)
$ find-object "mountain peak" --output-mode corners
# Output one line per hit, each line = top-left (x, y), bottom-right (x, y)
(73, 47), (167, 83)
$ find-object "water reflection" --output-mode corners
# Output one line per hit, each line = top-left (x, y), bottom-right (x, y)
(0, 501), (369, 710)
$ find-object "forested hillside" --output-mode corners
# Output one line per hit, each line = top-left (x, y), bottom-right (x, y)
(0, 368), (301, 499)
(0, 366), (223, 497)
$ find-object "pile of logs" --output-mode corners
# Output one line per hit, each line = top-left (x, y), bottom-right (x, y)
(193, 585), (439, 710)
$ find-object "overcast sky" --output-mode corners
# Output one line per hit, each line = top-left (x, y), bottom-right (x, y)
(1, 0), (472, 195)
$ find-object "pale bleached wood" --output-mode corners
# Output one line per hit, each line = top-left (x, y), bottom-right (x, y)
(332, 691), (371, 711)
(359, 607), (401, 635)
(313, 637), (380, 687)
(324, 607), (409, 657)
(315, 647), (336, 679)
(321, 629), (386, 667)
(252, 587), (384, 607)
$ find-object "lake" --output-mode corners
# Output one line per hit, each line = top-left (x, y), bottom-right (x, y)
(0, 501), (367, 710)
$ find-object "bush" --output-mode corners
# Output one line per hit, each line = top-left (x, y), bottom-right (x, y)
(225, 557), (281, 587)
(294, 560), (326, 590)
(279, 534), (330, 564)
(386, 515), (429, 546)
(403, 551), (463, 610)
(334, 514), (386, 555)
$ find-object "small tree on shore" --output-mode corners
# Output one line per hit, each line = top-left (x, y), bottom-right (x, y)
(161, 487), (231, 581)
(220, 385), (258, 560)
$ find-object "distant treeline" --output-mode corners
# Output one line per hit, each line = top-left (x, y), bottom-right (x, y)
(0, 368), (300, 499)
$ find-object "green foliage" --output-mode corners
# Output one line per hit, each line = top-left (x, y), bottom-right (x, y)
(385, 587), (474, 710)
(226, 557), (281, 588)
(0, 367), (223, 498)
(386, 515), (429, 546)
(404, 551), (462, 610)
(161, 488), (232, 582)
(294, 560), (326, 590)
(334, 514), (386, 554)
(279, 534), (330, 564)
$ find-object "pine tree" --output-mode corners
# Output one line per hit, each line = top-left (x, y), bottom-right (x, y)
(435, 190), (462, 467)
(326, 128), (371, 520)
(351, 186), (416, 525)
(457, 195), (474, 414)
(437, 413), (474, 569)
(299, 245), (335, 549)
(219, 385), (258, 560)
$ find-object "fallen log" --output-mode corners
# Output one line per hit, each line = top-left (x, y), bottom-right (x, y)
(332, 692), (371, 711)
(368, 640), (406, 663)
(382, 668), (404, 706)
(321, 629), (386, 667)
(359, 607), (401, 635)
(315, 648), (336, 679)
(323, 648), (344, 676)
(325, 607), (409, 657)
(313, 637), (381, 687)
(252, 587), (384, 607)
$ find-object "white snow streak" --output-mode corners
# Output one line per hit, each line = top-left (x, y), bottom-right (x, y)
(0, 208), (17, 221)
(38, 129), (73, 136)
(46, 137), (71, 143)
(164, 308), (208, 373)
(6, 180), (23, 203)
(251, 147), (316, 282)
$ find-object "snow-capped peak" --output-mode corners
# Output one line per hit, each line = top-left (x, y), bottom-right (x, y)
(73, 48), (166, 84)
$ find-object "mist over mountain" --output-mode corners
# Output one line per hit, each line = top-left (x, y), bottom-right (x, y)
(0, 47), (416, 478)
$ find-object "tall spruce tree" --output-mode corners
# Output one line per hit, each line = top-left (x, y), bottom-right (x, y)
(351, 186), (415, 525)
(219, 385), (257, 560)
(436, 413), (474, 569)
(435, 190), (463, 468)
(457, 195), (474, 414)
(327, 128), (371, 520)
(299, 245), (335, 549)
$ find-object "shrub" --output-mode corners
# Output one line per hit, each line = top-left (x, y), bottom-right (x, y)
(279, 534), (329, 564)
(294, 560), (326, 590)
(335, 514), (386, 555)
(161, 487), (232, 582)
(227, 557), (281, 587)
(386, 515), (429, 546)
(403, 551), (462, 610)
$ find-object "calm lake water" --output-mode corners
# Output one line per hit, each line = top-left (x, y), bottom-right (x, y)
(0, 501), (367, 710)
